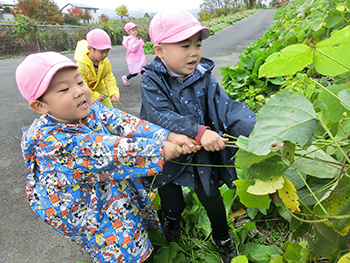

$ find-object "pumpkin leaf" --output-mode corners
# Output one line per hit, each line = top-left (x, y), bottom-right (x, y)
(278, 175), (300, 212)
(259, 44), (314, 78)
(233, 180), (270, 209)
(247, 176), (285, 195)
(314, 25), (350, 76)
(248, 89), (318, 156)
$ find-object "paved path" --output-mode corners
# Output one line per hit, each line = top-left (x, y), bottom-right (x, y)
(0, 9), (276, 263)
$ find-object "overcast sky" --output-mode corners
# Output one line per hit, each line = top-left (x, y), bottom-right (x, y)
(53, 0), (203, 12)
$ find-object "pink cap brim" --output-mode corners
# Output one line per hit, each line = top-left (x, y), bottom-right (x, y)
(160, 26), (210, 44)
(16, 54), (78, 101)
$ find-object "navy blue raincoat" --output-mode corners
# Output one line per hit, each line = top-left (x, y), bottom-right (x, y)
(140, 56), (256, 196)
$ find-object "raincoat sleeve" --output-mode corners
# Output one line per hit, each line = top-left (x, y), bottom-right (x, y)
(22, 106), (169, 186)
(140, 74), (200, 139)
(123, 37), (144, 53)
(103, 59), (120, 99)
(207, 75), (256, 137)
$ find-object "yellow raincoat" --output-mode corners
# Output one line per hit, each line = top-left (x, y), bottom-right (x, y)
(74, 40), (120, 108)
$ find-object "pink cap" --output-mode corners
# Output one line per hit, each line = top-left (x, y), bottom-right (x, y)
(149, 9), (210, 44)
(86, 28), (112, 50)
(124, 22), (138, 33)
(16, 52), (78, 101)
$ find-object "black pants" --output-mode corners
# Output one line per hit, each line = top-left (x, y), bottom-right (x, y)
(126, 70), (145, 80)
(158, 180), (229, 240)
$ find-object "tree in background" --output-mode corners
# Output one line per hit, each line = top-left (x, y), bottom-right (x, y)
(198, 0), (257, 21)
(100, 14), (109, 23)
(68, 6), (83, 18)
(13, 0), (61, 24)
(115, 4), (129, 20)
(80, 9), (92, 23)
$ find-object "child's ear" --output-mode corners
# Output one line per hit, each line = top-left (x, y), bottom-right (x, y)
(29, 100), (49, 115)
(153, 44), (164, 59)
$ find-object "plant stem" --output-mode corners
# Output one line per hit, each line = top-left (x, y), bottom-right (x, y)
(319, 119), (350, 165)
(292, 163), (329, 216)
(315, 48), (350, 72)
(310, 78), (350, 109)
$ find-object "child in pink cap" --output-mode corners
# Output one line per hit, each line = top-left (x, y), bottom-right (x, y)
(16, 51), (200, 263)
(139, 9), (257, 263)
(74, 28), (120, 108)
(121, 22), (146, 86)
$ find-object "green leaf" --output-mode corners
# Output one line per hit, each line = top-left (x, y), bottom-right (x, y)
(294, 146), (342, 179)
(313, 176), (350, 236)
(241, 242), (282, 262)
(259, 44), (314, 78)
(231, 255), (249, 263)
(281, 140), (295, 166)
(220, 185), (236, 214)
(338, 252), (350, 263)
(235, 147), (277, 168)
(317, 84), (350, 123)
(283, 242), (303, 262)
(313, 100), (330, 124)
(147, 228), (169, 247)
(308, 227), (337, 257)
(233, 179), (270, 209)
(248, 89), (318, 156)
(246, 155), (289, 181)
(153, 242), (180, 262)
(324, 8), (343, 28)
(314, 26), (350, 76)
(338, 89), (350, 110)
(283, 165), (307, 190)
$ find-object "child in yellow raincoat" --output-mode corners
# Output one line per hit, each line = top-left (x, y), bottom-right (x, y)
(74, 28), (120, 108)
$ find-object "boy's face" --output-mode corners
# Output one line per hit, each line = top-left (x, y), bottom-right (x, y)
(88, 47), (110, 64)
(129, 27), (138, 37)
(154, 32), (202, 80)
(35, 67), (91, 123)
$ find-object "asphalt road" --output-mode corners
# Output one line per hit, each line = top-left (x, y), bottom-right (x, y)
(0, 9), (276, 263)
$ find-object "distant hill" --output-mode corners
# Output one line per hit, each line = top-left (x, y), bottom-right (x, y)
(98, 8), (200, 20)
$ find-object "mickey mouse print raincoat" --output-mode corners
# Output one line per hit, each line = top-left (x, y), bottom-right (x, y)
(22, 101), (168, 263)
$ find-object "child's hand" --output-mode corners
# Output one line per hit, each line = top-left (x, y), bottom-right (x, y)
(167, 132), (201, 154)
(163, 141), (182, 160)
(97, 94), (105, 102)
(200, 130), (228, 152)
(111, 94), (119, 103)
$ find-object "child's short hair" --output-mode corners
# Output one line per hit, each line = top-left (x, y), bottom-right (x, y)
(124, 22), (138, 33)
(149, 9), (210, 44)
(86, 28), (112, 50)
(16, 52), (78, 101)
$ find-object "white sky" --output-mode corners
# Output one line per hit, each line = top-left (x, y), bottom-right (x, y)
(53, 0), (203, 12)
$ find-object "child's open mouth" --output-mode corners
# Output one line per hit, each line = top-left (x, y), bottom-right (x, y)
(77, 100), (88, 109)
(188, 61), (196, 68)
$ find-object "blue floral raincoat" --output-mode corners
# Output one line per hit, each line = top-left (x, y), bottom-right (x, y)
(22, 101), (168, 263)
(140, 57), (257, 196)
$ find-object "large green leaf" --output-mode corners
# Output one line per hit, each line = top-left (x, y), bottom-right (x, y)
(313, 175), (350, 236)
(259, 44), (314, 78)
(246, 155), (289, 181)
(248, 89), (318, 156)
(314, 26), (350, 76)
(317, 84), (350, 123)
(259, 26), (350, 79)
(233, 179), (270, 209)
(294, 146), (342, 179)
